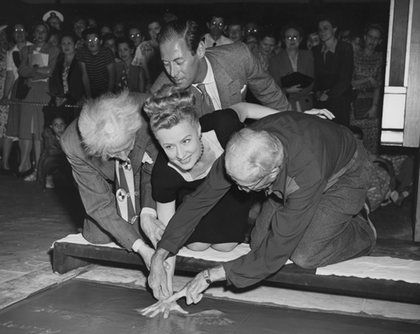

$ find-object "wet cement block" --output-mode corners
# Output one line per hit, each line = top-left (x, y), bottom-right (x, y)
(0, 279), (418, 334)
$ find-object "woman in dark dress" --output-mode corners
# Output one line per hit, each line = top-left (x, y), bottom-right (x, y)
(49, 33), (84, 123)
(145, 88), (254, 253)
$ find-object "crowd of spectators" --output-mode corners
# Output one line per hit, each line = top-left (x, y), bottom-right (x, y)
(0, 8), (413, 207)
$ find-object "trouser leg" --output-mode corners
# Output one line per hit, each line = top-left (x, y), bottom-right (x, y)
(290, 143), (376, 269)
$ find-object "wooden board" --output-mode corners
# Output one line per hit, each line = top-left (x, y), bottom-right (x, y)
(52, 239), (420, 305)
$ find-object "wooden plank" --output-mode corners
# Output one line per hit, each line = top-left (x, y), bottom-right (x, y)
(52, 239), (420, 304)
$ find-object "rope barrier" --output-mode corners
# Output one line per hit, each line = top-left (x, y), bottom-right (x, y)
(0, 99), (81, 108)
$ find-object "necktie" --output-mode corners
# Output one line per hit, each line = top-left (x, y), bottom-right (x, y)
(115, 159), (138, 225)
(196, 83), (215, 115)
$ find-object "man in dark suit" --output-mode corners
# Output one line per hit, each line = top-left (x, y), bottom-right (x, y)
(151, 19), (290, 116)
(61, 91), (162, 266)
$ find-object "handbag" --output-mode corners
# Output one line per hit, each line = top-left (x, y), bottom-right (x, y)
(15, 77), (31, 100)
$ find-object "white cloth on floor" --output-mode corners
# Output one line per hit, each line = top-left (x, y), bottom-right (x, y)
(53, 233), (420, 283)
(317, 256), (420, 284)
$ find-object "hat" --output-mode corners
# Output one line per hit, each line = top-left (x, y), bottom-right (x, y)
(0, 25), (8, 33)
(42, 10), (64, 23)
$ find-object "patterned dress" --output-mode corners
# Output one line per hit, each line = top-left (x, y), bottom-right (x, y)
(351, 49), (384, 154)
(0, 47), (9, 137)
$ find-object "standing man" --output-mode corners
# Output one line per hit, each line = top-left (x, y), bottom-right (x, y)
(151, 19), (290, 116)
(203, 15), (233, 48)
(148, 111), (376, 302)
(61, 92), (165, 269)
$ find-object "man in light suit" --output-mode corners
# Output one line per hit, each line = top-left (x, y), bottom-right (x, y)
(150, 19), (290, 116)
(61, 91), (163, 267)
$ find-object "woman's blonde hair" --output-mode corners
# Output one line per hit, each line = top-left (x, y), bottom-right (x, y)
(143, 85), (199, 134)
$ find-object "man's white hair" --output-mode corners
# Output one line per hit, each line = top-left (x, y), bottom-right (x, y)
(78, 91), (146, 160)
(225, 128), (284, 182)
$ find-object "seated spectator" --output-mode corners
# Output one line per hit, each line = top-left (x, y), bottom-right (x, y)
(115, 38), (146, 93)
(313, 15), (353, 126)
(351, 23), (384, 154)
(78, 28), (115, 98)
(203, 15), (233, 48)
(37, 114), (70, 189)
(49, 33), (85, 123)
(269, 24), (314, 112)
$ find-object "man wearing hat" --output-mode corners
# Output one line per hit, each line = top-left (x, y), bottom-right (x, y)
(43, 10), (64, 31)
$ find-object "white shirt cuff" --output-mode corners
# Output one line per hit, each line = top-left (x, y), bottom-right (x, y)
(140, 207), (157, 218)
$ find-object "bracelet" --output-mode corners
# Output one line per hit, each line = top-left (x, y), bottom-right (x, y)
(203, 269), (212, 284)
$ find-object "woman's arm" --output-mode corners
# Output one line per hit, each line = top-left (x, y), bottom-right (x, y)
(157, 201), (176, 227)
(230, 102), (280, 122)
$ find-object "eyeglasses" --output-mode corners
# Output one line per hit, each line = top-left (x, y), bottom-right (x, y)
(87, 37), (99, 43)
(14, 28), (25, 33)
(235, 174), (270, 192)
(210, 21), (224, 28)
(286, 36), (299, 41)
(130, 33), (142, 38)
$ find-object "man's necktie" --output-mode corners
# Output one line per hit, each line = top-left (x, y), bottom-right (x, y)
(196, 83), (215, 115)
(115, 159), (138, 225)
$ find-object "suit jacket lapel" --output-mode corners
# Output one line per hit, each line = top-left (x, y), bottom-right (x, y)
(207, 54), (239, 108)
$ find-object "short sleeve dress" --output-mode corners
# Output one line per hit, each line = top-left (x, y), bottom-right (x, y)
(152, 109), (253, 245)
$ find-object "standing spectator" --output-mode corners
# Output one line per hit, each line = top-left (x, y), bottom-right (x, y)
(115, 38), (146, 93)
(1, 23), (32, 173)
(313, 16), (353, 126)
(203, 15), (233, 48)
(351, 24), (384, 154)
(78, 28), (115, 98)
(87, 18), (98, 29)
(128, 26), (144, 49)
(269, 24), (314, 112)
(0, 25), (9, 165)
(254, 29), (276, 71)
(18, 23), (60, 179)
(132, 19), (163, 88)
(227, 19), (243, 43)
(49, 33), (85, 123)
(102, 33), (118, 60)
(73, 17), (87, 50)
(100, 25), (112, 37)
(112, 22), (126, 39)
(42, 10), (64, 32)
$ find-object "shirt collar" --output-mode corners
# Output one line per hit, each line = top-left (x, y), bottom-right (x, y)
(322, 39), (338, 54)
(192, 56), (215, 88)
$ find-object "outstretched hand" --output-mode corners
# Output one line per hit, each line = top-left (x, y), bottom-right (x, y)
(304, 108), (335, 120)
(140, 213), (166, 248)
(140, 287), (188, 318)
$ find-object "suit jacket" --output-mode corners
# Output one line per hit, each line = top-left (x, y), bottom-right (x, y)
(269, 49), (314, 112)
(151, 42), (289, 115)
(61, 113), (158, 250)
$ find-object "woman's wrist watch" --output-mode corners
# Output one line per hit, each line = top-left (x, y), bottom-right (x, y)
(203, 269), (212, 284)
